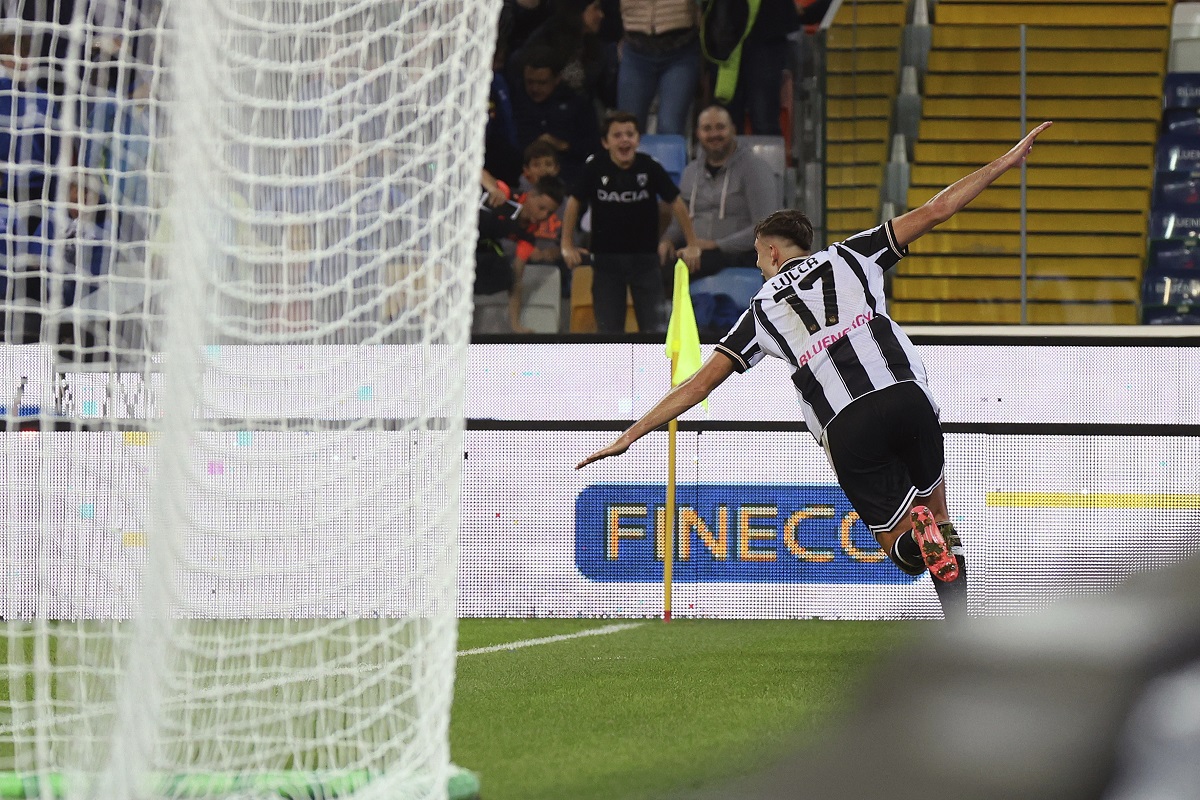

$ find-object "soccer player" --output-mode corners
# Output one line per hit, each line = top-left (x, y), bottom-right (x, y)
(576, 122), (1054, 620)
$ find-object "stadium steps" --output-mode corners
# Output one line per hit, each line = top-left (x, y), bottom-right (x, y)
(895, 255), (1144, 279)
(893, 3), (1170, 325)
(892, 276), (1139, 302)
(823, 0), (905, 244)
(932, 0), (1171, 27)
(887, 300), (1140, 324)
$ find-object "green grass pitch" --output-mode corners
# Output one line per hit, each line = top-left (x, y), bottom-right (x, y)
(451, 618), (916, 800)
(0, 618), (916, 800)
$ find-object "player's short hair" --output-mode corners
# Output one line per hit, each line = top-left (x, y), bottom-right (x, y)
(522, 139), (559, 166)
(529, 175), (565, 206)
(601, 110), (640, 138)
(755, 209), (814, 251)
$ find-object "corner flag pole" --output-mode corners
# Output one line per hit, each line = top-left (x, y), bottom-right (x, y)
(665, 369), (678, 623)
(663, 259), (702, 623)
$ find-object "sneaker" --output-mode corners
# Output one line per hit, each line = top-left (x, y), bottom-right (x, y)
(911, 506), (959, 582)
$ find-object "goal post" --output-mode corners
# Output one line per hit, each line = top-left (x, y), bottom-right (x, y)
(1, 1), (497, 798)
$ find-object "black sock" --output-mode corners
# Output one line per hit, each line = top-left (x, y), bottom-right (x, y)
(889, 531), (926, 576)
(932, 522), (967, 621)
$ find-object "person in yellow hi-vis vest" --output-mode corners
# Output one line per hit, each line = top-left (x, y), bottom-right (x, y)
(701, 0), (800, 135)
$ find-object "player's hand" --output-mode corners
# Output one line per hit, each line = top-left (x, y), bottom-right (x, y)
(1002, 121), (1052, 170)
(576, 440), (629, 469)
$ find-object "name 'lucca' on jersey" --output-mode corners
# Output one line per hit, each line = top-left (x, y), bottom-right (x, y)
(716, 220), (937, 442)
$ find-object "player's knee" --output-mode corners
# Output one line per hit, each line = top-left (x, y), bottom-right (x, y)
(887, 530), (927, 576)
(888, 550), (926, 576)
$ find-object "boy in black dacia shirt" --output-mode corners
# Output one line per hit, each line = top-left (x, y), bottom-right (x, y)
(561, 111), (698, 333)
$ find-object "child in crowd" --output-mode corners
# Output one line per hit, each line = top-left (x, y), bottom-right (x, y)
(476, 174), (565, 333)
(516, 140), (566, 267)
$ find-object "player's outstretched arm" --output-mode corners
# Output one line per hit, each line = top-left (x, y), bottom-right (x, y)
(576, 353), (736, 469)
(891, 121), (1052, 249)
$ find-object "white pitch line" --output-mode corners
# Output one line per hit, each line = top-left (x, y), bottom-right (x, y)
(458, 622), (644, 657)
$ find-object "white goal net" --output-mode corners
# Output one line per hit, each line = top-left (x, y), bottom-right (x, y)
(0, 1), (497, 798)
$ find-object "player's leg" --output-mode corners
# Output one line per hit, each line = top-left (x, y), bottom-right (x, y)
(898, 387), (967, 620)
(913, 499), (967, 621)
(825, 383), (966, 620)
(910, 488), (957, 582)
(822, 388), (924, 575)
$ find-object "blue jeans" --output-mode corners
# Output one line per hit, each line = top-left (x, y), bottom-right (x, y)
(617, 37), (702, 136)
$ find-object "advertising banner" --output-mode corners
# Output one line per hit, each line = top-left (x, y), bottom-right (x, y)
(1, 339), (1197, 619)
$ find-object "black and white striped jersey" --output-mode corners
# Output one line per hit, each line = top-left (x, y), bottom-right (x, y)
(715, 220), (936, 442)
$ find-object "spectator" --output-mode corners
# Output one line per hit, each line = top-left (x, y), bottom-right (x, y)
(561, 110), (697, 333)
(516, 0), (617, 111)
(511, 45), (600, 186)
(78, 30), (155, 253)
(617, 0), (701, 136)
(597, 0), (624, 45)
(245, 145), (409, 342)
(0, 25), (61, 207)
(517, 140), (566, 267)
(484, 38), (523, 189)
(799, 0), (835, 32)
(482, 168), (511, 209)
(499, 0), (555, 59)
(0, 199), (27, 340)
(658, 105), (778, 279)
(707, 0), (800, 135)
(1, 24), (64, 342)
(8, 176), (113, 345)
(518, 139), (562, 193)
(477, 176), (565, 333)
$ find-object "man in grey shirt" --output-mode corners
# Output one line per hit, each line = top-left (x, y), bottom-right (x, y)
(658, 104), (780, 280)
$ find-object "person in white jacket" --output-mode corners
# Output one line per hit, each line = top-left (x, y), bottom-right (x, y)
(658, 105), (780, 279)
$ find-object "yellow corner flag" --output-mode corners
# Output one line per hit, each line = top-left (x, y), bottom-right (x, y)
(662, 258), (705, 623)
(665, 259), (703, 387)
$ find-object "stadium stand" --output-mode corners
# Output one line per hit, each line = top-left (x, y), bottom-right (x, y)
(689, 267), (764, 333)
(1169, 1), (1200, 72)
(822, 0), (906, 242)
(889, 0), (1170, 324)
(636, 134), (689, 186)
(471, 263), (562, 334)
(1143, 58), (1200, 324)
(738, 135), (788, 208)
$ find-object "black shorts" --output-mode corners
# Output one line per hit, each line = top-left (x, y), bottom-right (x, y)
(822, 381), (945, 536)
